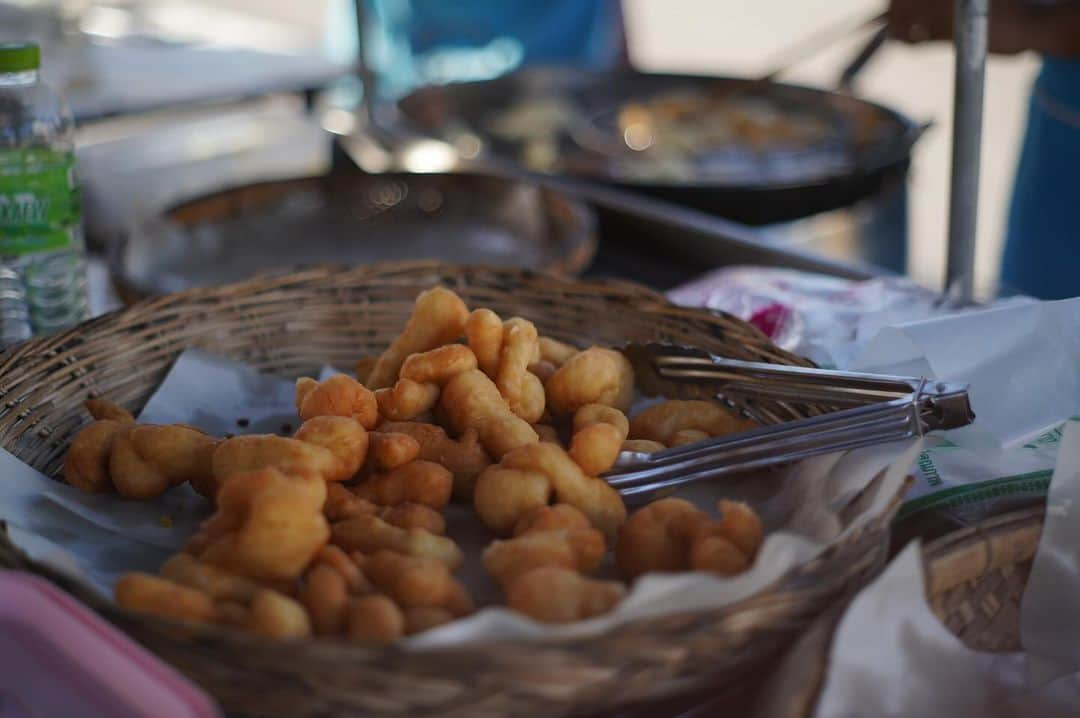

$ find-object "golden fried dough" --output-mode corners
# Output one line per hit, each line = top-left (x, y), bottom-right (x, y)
(568, 404), (629, 476)
(400, 344), (477, 385)
(295, 374), (378, 429)
(484, 528), (604, 587)
(538, 337), (578, 366)
(379, 421), (491, 501)
(352, 460), (452, 510)
(375, 379), (440, 422)
(110, 425), (217, 499)
(160, 553), (259, 603)
(63, 420), (130, 493)
(440, 369), (538, 459)
(345, 594), (405, 643)
(496, 318), (545, 423)
(501, 442), (626, 544)
(85, 398), (134, 423)
(465, 307), (503, 378)
(300, 563), (349, 635)
(368, 431), (421, 471)
(363, 550), (453, 609)
(505, 567), (625, 624)
(115, 573), (217, 624)
(330, 515), (463, 569)
(545, 347), (634, 415)
(192, 468), (329, 581)
(367, 287), (469, 389)
(248, 589), (312, 639)
(628, 400), (753, 444)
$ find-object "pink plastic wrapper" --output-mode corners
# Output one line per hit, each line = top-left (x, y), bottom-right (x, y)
(667, 267), (941, 368)
(0, 570), (219, 718)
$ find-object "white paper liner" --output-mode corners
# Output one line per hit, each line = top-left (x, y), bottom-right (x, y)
(814, 422), (1080, 716)
(1, 349), (920, 649)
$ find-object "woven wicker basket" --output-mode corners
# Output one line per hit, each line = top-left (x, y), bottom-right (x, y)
(0, 262), (909, 718)
(755, 506), (1046, 718)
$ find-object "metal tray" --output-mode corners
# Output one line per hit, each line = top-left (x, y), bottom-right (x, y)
(110, 168), (596, 301)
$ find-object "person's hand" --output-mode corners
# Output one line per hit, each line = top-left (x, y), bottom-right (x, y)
(888, 0), (1080, 57)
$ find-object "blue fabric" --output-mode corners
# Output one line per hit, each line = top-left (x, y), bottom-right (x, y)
(403, 0), (622, 67)
(1003, 58), (1080, 299)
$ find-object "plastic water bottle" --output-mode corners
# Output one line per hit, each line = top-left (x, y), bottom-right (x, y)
(0, 41), (86, 347)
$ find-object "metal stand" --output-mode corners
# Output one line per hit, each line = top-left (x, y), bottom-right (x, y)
(945, 0), (988, 304)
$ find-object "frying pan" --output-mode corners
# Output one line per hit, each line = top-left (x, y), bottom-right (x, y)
(396, 67), (922, 225)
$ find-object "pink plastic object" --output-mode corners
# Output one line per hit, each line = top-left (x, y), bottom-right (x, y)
(0, 570), (219, 718)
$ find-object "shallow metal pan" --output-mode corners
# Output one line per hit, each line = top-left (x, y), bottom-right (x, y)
(109, 167), (596, 302)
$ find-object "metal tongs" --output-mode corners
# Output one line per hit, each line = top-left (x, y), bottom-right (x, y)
(606, 344), (975, 500)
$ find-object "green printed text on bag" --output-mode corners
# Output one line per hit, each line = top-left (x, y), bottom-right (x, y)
(0, 148), (80, 256)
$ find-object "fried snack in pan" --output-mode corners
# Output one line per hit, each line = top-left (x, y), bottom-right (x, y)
(375, 379), (441, 422)
(440, 369), (539, 459)
(363, 550), (453, 609)
(115, 573), (217, 624)
(465, 307), (504, 378)
(352, 460), (453, 510)
(160, 553), (259, 603)
(345, 594), (405, 643)
(295, 375), (378, 429)
(496, 318), (546, 424)
(110, 425), (218, 499)
(330, 514), (464, 569)
(378, 421), (491, 501)
(366, 287), (470, 390)
(568, 404), (630, 476)
(628, 399), (754, 445)
(505, 567), (625, 624)
(399, 344), (478, 386)
(545, 347), (635, 415)
(368, 431), (422, 471)
(192, 468), (330, 582)
(248, 589), (312, 639)
(63, 419), (131, 493)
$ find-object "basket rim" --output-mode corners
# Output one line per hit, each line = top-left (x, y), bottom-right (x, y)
(921, 506), (1044, 599)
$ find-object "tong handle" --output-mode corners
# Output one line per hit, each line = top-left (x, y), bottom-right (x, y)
(645, 347), (974, 432)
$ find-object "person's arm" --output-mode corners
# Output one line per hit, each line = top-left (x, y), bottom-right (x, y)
(889, 0), (1080, 57)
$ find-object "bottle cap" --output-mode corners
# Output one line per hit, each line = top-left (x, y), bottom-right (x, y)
(0, 42), (41, 73)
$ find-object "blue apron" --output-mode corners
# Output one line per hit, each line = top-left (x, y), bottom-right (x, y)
(1003, 58), (1080, 299)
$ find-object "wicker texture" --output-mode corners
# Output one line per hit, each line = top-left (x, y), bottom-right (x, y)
(755, 507), (1047, 718)
(0, 262), (905, 718)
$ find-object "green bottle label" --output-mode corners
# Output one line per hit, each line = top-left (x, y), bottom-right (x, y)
(0, 148), (80, 256)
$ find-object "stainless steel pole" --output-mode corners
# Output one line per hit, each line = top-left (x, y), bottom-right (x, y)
(945, 0), (988, 304)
